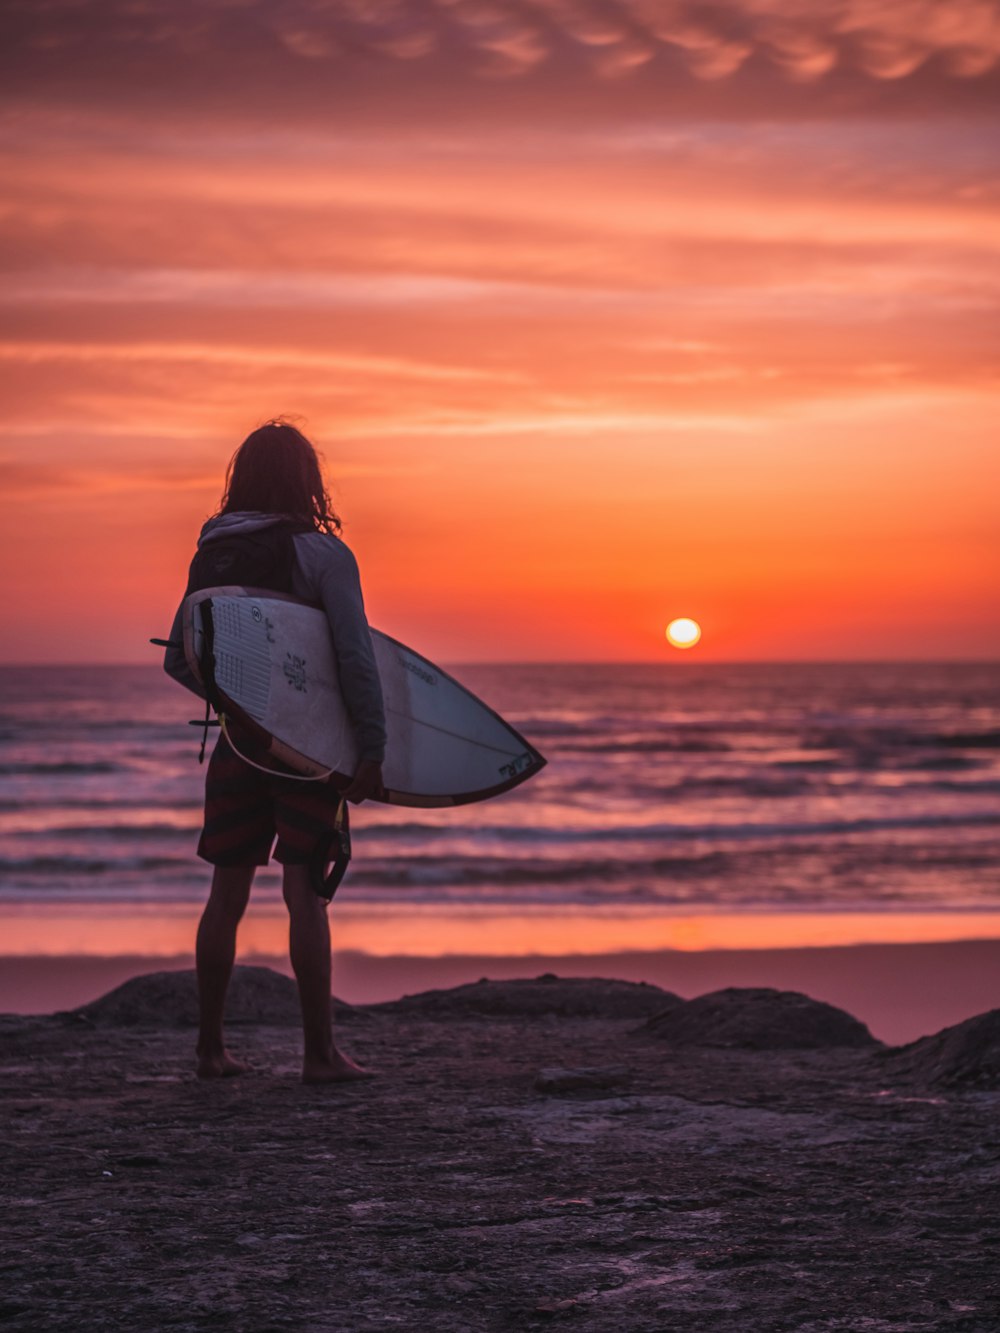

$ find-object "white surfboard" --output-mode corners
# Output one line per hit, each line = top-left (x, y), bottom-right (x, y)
(182, 587), (546, 807)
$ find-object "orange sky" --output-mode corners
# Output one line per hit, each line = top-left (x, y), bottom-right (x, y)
(2, 0), (999, 663)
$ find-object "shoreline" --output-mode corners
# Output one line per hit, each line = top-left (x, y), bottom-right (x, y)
(3, 936), (998, 1045)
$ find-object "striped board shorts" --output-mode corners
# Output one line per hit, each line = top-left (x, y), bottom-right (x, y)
(197, 734), (347, 870)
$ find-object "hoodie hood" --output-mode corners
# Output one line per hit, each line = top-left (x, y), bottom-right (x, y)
(197, 511), (290, 548)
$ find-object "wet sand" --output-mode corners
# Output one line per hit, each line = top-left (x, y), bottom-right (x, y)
(2, 968), (999, 1331)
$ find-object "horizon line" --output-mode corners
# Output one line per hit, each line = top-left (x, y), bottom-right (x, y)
(3, 657), (998, 670)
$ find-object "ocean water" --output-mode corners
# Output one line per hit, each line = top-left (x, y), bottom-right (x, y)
(1, 663), (998, 916)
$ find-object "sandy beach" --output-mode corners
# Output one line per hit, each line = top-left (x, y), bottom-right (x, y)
(3, 965), (999, 1331)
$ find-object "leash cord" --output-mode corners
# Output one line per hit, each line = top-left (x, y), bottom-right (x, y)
(218, 714), (335, 784)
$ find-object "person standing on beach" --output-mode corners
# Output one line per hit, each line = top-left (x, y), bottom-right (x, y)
(163, 421), (386, 1083)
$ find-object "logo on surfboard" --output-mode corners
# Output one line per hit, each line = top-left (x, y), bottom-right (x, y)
(399, 655), (437, 687)
(499, 753), (533, 779)
(283, 653), (308, 692)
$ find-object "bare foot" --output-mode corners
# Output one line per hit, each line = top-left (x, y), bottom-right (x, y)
(196, 1049), (249, 1079)
(302, 1047), (376, 1085)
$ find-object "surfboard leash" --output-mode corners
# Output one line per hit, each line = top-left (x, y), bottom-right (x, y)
(310, 797), (351, 902)
(218, 713), (335, 783)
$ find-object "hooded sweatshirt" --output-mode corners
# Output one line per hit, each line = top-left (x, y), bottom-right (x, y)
(163, 512), (387, 765)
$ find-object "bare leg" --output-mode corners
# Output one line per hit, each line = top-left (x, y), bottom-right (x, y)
(196, 865), (254, 1078)
(282, 865), (374, 1084)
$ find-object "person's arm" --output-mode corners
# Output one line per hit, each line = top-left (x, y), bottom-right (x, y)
(296, 535), (387, 795)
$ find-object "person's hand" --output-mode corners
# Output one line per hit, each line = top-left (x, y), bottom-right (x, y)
(342, 759), (384, 804)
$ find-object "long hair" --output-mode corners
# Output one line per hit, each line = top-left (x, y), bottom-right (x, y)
(217, 421), (341, 533)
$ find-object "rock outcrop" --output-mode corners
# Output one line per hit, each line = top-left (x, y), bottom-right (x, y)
(881, 1008), (1000, 1088)
(73, 965), (357, 1027)
(640, 987), (878, 1050)
(372, 973), (681, 1019)
(6, 970), (998, 1332)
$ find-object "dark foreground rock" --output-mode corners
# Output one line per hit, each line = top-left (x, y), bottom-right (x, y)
(73, 966), (359, 1027)
(372, 973), (680, 1019)
(881, 1007), (1000, 1089)
(641, 986), (879, 1050)
(2, 969), (999, 1332)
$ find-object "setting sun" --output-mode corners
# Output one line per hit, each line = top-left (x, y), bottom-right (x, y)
(666, 618), (702, 649)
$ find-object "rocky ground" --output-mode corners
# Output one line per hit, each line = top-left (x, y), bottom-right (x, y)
(2, 968), (999, 1332)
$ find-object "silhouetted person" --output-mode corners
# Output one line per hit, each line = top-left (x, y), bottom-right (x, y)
(164, 421), (385, 1082)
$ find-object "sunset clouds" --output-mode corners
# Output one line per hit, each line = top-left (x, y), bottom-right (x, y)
(2, 1), (998, 661)
(7, 0), (1000, 103)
